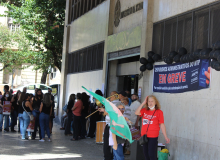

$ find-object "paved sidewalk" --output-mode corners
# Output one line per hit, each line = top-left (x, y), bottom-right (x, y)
(0, 120), (130, 160)
(0, 122), (104, 160)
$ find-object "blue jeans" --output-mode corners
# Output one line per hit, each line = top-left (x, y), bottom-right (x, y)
(2, 115), (9, 130)
(143, 137), (158, 160)
(113, 144), (124, 160)
(19, 112), (30, 139)
(32, 110), (41, 139)
(39, 112), (50, 139)
(0, 114), (3, 130)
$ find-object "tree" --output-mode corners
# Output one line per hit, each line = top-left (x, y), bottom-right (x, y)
(1, 0), (66, 83)
(0, 24), (31, 72)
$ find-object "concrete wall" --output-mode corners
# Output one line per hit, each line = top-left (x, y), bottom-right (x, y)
(139, 1), (220, 159)
(66, 70), (103, 103)
(69, 1), (109, 52)
(153, 0), (218, 22)
(112, 0), (143, 34)
(141, 62), (220, 160)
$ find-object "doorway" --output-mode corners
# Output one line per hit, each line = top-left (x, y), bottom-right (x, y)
(117, 75), (139, 94)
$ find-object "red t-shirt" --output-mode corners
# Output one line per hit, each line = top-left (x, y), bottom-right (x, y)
(140, 108), (164, 138)
(72, 100), (83, 116)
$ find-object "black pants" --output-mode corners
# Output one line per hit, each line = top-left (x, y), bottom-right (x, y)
(80, 112), (87, 138)
(143, 137), (158, 160)
(65, 112), (73, 134)
(11, 110), (17, 131)
(88, 110), (101, 138)
(32, 110), (41, 139)
(73, 115), (81, 140)
(103, 125), (113, 160)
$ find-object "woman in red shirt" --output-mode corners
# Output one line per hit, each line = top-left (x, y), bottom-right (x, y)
(135, 95), (170, 160)
(71, 93), (83, 141)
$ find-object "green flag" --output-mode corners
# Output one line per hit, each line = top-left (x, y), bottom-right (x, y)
(82, 86), (133, 143)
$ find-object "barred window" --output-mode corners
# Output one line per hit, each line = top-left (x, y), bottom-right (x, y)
(68, 42), (104, 74)
(69, 0), (107, 23)
(152, 3), (220, 58)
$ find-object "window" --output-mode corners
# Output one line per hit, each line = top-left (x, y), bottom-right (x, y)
(68, 42), (104, 74)
(152, 3), (220, 58)
(8, 24), (20, 32)
(70, 0), (106, 22)
(40, 85), (48, 90)
(50, 68), (57, 79)
(27, 85), (35, 90)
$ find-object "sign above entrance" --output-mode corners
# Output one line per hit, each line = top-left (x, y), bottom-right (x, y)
(114, 1), (143, 27)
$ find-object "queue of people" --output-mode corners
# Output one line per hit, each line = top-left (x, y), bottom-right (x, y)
(0, 85), (55, 142)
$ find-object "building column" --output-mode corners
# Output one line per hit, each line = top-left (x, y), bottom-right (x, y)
(58, 0), (71, 120)
(139, 0), (154, 101)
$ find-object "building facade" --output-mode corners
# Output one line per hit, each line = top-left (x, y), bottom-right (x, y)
(61, 0), (220, 159)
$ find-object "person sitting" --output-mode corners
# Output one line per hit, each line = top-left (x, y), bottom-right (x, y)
(60, 111), (67, 130)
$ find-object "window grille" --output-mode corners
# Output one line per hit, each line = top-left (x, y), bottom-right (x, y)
(152, 2), (220, 58)
(68, 42), (104, 74)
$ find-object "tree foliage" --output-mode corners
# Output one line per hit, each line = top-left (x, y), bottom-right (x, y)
(1, 0), (66, 72)
(0, 24), (31, 72)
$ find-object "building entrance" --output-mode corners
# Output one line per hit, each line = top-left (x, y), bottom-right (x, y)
(117, 75), (138, 94)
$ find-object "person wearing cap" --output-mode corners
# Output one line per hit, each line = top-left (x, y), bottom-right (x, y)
(48, 88), (55, 134)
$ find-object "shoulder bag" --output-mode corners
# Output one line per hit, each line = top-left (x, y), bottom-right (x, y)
(139, 110), (156, 146)
(22, 101), (34, 121)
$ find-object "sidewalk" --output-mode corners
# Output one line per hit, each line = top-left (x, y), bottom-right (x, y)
(0, 121), (103, 160)
(0, 120), (130, 160)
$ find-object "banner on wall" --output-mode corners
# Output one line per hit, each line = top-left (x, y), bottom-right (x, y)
(153, 59), (210, 93)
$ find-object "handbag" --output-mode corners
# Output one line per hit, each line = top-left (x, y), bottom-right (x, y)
(139, 110), (156, 145)
(22, 101), (34, 121)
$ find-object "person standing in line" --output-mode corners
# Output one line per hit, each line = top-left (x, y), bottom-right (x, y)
(65, 94), (75, 136)
(121, 97), (131, 121)
(0, 85), (11, 132)
(20, 93), (33, 140)
(0, 89), (11, 132)
(70, 93), (83, 141)
(80, 92), (90, 139)
(98, 91), (120, 160)
(39, 93), (52, 142)
(125, 90), (132, 106)
(135, 95), (170, 160)
(31, 89), (43, 140)
(87, 90), (103, 138)
(17, 92), (26, 134)
(11, 90), (21, 132)
(48, 88), (54, 134)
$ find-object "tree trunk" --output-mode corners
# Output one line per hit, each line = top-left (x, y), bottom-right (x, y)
(41, 71), (48, 84)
